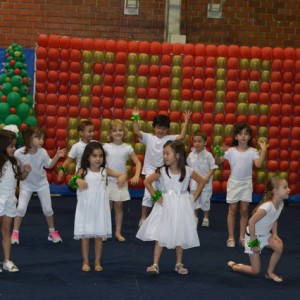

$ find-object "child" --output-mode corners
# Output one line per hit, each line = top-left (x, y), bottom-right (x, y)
(11, 126), (66, 244)
(228, 176), (289, 283)
(215, 124), (267, 247)
(136, 141), (205, 275)
(71, 142), (127, 272)
(187, 130), (218, 227)
(0, 127), (30, 272)
(132, 107), (192, 226)
(57, 120), (94, 181)
(103, 120), (142, 242)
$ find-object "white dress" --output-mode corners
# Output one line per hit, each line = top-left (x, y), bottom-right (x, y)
(136, 166), (200, 249)
(74, 168), (111, 239)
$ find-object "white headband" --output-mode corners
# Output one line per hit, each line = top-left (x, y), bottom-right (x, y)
(3, 125), (19, 135)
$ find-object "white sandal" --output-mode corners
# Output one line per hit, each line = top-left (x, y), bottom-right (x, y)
(3, 260), (19, 272)
(175, 263), (188, 275)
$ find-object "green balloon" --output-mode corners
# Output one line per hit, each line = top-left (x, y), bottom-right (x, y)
(27, 95), (33, 107)
(0, 102), (10, 118)
(20, 70), (28, 77)
(19, 85), (28, 96)
(7, 92), (21, 107)
(1, 82), (13, 95)
(17, 103), (30, 119)
(23, 115), (37, 126)
(11, 75), (23, 87)
(0, 74), (6, 84)
(5, 114), (22, 126)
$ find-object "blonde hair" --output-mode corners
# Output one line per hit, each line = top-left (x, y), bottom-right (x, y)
(252, 176), (286, 215)
(106, 119), (127, 142)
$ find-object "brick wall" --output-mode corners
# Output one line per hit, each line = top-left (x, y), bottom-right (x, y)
(182, 0), (300, 48)
(0, 0), (299, 49)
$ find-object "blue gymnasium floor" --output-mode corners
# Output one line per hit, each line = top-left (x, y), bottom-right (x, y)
(1, 195), (300, 300)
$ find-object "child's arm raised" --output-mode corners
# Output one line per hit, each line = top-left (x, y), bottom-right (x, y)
(107, 168), (127, 188)
(49, 148), (66, 169)
(132, 107), (143, 139)
(254, 139), (268, 168)
(190, 171), (205, 201)
(129, 152), (142, 186)
(176, 110), (192, 141)
(144, 171), (163, 205)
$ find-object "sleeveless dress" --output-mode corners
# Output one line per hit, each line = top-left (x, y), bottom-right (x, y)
(136, 166), (200, 249)
(74, 168), (111, 239)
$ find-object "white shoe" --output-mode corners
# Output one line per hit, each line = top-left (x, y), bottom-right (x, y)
(202, 218), (209, 227)
(3, 260), (19, 272)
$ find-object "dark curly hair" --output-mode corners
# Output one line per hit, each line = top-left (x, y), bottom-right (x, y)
(0, 129), (21, 180)
(233, 123), (253, 147)
(80, 142), (106, 179)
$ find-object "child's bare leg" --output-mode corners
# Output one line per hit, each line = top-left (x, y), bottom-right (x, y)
(266, 236), (283, 278)
(109, 200), (113, 210)
(175, 246), (184, 265)
(94, 238), (103, 268)
(194, 209), (199, 226)
(114, 201), (125, 241)
(203, 210), (209, 219)
(81, 238), (90, 267)
(231, 253), (261, 276)
(239, 201), (249, 242)
(227, 203), (238, 240)
(153, 241), (163, 265)
(12, 216), (23, 231)
(141, 206), (150, 222)
(1, 216), (13, 262)
(46, 215), (55, 229)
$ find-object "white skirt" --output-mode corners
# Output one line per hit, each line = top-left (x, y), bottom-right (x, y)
(107, 182), (130, 202)
(136, 191), (200, 249)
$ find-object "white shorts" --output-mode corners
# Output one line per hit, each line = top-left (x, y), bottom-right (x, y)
(244, 231), (271, 254)
(0, 193), (17, 218)
(142, 179), (160, 208)
(226, 177), (253, 204)
(191, 189), (212, 211)
(107, 182), (130, 202)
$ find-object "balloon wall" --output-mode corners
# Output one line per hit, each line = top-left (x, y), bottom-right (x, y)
(0, 44), (36, 143)
(35, 34), (300, 195)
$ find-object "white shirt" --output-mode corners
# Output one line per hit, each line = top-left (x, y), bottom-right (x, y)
(68, 139), (89, 171)
(0, 161), (17, 195)
(14, 147), (51, 191)
(187, 148), (218, 191)
(254, 201), (284, 236)
(224, 147), (259, 179)
(139, 132), (177, 175)
(103, 143), (133, 183)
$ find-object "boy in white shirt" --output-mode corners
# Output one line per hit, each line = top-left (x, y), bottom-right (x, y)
(187, 130), (218, 227)
(132, 107), (191, 226)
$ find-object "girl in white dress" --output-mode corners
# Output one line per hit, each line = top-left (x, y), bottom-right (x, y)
(104, 120), (141, 242)
(228, 176), (289, 283)
(136, 141), (205, 275)
(72, 142), (127, 272)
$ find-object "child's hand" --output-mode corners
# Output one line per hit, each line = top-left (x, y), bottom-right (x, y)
(132, 107), (140, 116)
(251, 246), (261, 254)
(56, 148), (66, 158)
(130, 175), (139, 186)
(77, 179), (88, 190)
(117, 174), (128, 188)
(24, 163), (32, 173)
(158, 197), (164, 206)
(182, 110), (192, 124)
(257, 138), (268, 151)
